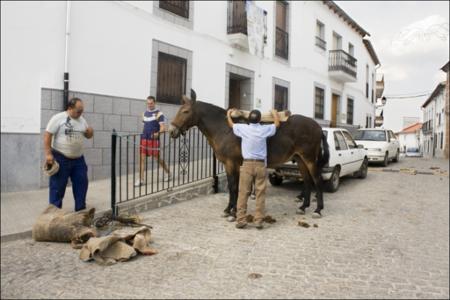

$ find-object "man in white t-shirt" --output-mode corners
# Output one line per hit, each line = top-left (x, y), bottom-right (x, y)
(44, 97), (94, 211)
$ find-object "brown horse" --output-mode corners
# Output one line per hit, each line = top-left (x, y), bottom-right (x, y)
(170, 90), (329, 218)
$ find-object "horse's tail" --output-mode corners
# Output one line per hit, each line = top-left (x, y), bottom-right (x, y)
(317, 131), (330, 170)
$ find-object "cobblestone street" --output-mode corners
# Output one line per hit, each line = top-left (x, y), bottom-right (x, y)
(1, 158), (449, 299)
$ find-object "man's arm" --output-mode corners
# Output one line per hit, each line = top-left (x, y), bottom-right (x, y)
(44, 131), (54, 164)
(227, 109), (235, 128)
(84, 127), (94, 139)
(271, 109), (280, 128)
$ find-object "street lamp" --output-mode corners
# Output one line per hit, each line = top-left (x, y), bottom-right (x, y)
(381, 96), (387, 106)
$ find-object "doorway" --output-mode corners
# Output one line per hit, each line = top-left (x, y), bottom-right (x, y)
(228, 73), (251, 110)
(331, 93), (340, 127)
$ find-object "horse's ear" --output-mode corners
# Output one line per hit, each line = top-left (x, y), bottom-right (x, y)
(181, 95), (191, 105)
(190, 89), (196, 103)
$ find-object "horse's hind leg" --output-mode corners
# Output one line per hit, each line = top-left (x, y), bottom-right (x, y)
(222, 161), (239, 221)
(304, 160), (325, 218)
(296, 159), (313, 215)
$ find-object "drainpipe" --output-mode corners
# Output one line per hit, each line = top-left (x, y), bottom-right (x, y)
(63, 1), (71, 110)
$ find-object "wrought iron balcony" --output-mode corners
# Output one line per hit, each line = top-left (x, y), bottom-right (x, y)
(315, 36), (326, 50)
(328, 49), (357, 82)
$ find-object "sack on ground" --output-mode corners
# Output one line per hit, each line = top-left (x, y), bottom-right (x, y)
(32, 204), (97, 245)
(79, 226), (157, 265)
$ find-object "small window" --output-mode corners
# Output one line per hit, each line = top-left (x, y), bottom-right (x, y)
(157, 52), (187, 105)
(275, 1), (289, 59)
(274, 84), (289, 111)
(159, 1), (189, 18)
(342, 131), (357, 149)
(334, 131), (348, 150)
(332, 32), (342, 50)
(347, 98), (354, 125)
(441, 132), (444, 149)
(348, 43), (354, 56)
(314, 86), (325, 119)
(315, 21), (326, 50)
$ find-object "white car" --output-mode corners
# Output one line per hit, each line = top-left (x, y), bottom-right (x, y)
(269, 128), (368, 192)
(353, 128), (400, 166)
(405, 147), (423, 157)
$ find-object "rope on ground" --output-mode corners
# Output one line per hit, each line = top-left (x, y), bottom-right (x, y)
(93, 212), (153, 229)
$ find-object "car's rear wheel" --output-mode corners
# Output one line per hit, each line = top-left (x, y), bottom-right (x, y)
(382, 152), (389, 167)
(359, 158), (368, 178)
(325, 167), (340, 193)
(269, 173), (283, 186)
(393, 150), (400, 162)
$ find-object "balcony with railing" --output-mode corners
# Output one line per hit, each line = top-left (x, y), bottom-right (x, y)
(315, 36), (326, 50)
(376, 74), (385, 99)
(275, 27), (289, 59)
(227, 0), (248, 49)
(328, 49), (357, 82)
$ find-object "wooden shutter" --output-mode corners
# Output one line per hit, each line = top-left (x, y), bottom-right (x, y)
(157, 52), (187, 105)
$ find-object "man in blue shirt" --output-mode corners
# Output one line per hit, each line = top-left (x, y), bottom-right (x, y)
(227, 108), (280, 229)
(135, 96), (171, 186)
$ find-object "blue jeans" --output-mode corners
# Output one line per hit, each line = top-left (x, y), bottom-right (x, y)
(49, 150), (88, 211)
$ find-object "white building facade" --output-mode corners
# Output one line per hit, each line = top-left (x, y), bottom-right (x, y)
(422, 82), (447, 158)
(1, 1), (380, 191)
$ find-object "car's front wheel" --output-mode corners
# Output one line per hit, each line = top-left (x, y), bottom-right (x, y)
(269, 173), (283, 186)
(382, 152), (389, 167)
(325, 167), (340, 193)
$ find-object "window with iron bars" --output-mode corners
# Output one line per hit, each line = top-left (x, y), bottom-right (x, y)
(159, 1), (189, 18)
(314, 87), (325, 119)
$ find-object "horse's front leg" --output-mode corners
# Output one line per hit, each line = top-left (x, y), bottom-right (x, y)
(224, 172), (239, 222)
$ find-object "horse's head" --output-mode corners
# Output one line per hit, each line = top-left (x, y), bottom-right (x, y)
(170, 89), (197, 138)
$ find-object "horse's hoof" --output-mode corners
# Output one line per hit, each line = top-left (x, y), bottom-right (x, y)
(312, 212), (322, 219)
(296, 208), (305, 215)
(227, 216), (236, 222)
(295, 197), (302, 203)
(221, 212), (230, 218)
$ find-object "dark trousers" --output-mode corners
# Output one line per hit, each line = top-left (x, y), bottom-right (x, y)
(49, 150), (88, 211)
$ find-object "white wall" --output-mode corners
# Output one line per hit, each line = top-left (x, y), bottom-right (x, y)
(399, 133), (420, 152)
(1, 1), (378, 133)
(1, 1), (66, 133)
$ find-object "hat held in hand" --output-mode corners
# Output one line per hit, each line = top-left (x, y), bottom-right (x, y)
(43, 160), (60, 176)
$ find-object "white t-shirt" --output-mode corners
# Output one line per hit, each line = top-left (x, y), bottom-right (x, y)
(46, 111), (89, 158)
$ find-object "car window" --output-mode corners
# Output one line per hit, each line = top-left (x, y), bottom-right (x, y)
(342, 131), (357, 149)
(354, 130), (387, 141)
(334, 131), (348, 151)
(389, 131), (396, 140)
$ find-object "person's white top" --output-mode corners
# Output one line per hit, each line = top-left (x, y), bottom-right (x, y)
(232, 123), (276, 161)
(46, 111), (89, 158)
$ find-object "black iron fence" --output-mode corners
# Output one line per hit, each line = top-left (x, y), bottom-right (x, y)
(328, 49), (357, 78)
(110, 128), (225, 216)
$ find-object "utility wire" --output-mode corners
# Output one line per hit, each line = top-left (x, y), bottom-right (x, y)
(384, 93), (431, 99)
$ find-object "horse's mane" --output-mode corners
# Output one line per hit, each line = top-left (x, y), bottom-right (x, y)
(194, 101), (226, 115)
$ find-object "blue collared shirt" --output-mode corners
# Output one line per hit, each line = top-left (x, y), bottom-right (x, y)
(232, 123), (276, 161)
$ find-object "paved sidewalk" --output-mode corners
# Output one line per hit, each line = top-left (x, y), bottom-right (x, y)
(1, 157), (448, 299)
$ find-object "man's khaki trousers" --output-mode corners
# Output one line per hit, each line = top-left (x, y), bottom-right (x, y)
(236, 160), (267, 224)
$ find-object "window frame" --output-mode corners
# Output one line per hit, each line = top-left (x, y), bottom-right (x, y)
(314, 86), (325, 120)
(156, 52), (188, 105)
